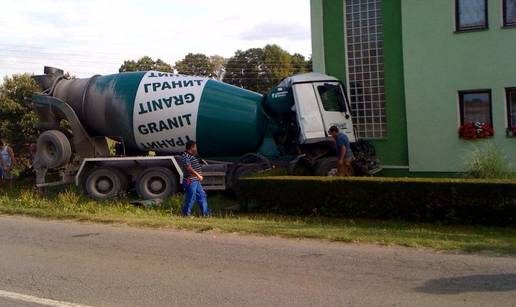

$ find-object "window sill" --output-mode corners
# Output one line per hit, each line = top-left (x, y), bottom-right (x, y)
(502, 24), (516, 29)
(454, 27), (489, 34)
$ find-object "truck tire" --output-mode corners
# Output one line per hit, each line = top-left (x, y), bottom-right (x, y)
(287, 157), (313, 176)
(84, 167), (125, 200)
(136, 167), (177, 200)
(37, 130), (72, 168)
(314, 157), (338, 176)
(237, 153), (272, 169)
(231, 163), (263, 196)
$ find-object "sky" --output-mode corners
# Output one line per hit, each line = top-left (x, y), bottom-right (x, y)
(0, 0), (311, 79)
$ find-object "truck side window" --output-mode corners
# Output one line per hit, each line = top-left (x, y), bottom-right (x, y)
(317, 84), (347, 113)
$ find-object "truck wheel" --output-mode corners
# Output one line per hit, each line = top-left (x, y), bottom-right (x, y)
(231, 163), (263, 196)
(314, 157), (338, 176)
(287, 158), (313, 176)
(237, 153), (272, 169)
(84, 167), (124, 200)
(37, 130), (72, 168)
(136, 167), (177, 200)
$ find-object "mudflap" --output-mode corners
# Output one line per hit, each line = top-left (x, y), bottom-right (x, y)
(351, 140), (382, 176)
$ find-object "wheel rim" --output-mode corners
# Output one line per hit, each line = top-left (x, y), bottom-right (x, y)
(146, 176), (166, 195)
(44, 142), (57, 159)
(95, 176), (114, 194)
(328, 168), (338, 176)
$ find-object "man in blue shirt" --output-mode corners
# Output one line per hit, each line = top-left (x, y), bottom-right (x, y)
(328, 126), (354, 176)
(180, 140), (209, 217)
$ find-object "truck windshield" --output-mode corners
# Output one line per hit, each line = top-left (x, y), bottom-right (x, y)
(317, 83), (347, 113)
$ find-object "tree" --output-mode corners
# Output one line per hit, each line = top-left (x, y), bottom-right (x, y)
(262, 44), (294, 87)
(223, 45), (312, 93)
(174, 54), (227, 79)
(174, 53), (215, 77)
(291, 53), (312, 74)
(223, 48), (268, 93)
(119, 56), (173, 72)
(209, 55), (227, 80)
(0, 74), (40, 176)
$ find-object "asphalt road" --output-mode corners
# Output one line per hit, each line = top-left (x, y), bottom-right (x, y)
(0, 215), (515, 307)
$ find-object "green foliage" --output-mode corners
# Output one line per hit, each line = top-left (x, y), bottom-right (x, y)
(238, 176), (516, 226)
(0, 73), (40, 175)
(291, 53), (312, 74)
(248, 167), (288, 177)
(119, 46), (312, 93)
(223, 44), (312, 93)
(224, 47), (267, 92)
(463, 142), (514, 179)
(263, 44), (294, 84)
(1, 187), (516, 254)
(119, 56), (173, 72)
(0, 183), (236, 218)
(209, 55), (227, 80)
(174, 53), (226, 78)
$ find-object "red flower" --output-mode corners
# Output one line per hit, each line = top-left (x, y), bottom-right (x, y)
(459, 122), (494, 140)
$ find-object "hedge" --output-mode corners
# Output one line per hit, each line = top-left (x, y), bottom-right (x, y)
(237, 176), (516, 226)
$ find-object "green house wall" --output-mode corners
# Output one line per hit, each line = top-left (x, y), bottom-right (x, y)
(401, 0), (516, 172)
(311, 0), (516, 173)
(322, 0), (347, 83)
(310, 0), (408, 168)
(373, 0), (408, 168)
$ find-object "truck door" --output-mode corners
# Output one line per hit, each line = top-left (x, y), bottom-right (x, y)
(292, 83), (327, 144)
(313, 82), (355, 142)
(292, 82), (355, 144)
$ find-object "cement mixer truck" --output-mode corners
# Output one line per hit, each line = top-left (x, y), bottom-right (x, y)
(32, 66), (380, 200)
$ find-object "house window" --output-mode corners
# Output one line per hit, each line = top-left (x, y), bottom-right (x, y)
(455, 0), (488, 31)
(345, 0), (386, 139)
(507, 88), (516, 133)
(503, 0), (516, 26)
(459, 90), (492, 125)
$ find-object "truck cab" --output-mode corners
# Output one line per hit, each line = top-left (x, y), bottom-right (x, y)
(289, 74), (354, 144)
(265, 73), (379, 176)
(266, 73), (354, 144)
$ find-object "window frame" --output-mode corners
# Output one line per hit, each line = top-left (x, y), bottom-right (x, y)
(503, 0), (516, 27)
(317, 83), (347, 113)
(458, 89), (493, 125)
(455, 0), (489, 32)
(506, 87), (516, 133)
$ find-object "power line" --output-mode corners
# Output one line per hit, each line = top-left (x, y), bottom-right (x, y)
(0, 53), (305, 67)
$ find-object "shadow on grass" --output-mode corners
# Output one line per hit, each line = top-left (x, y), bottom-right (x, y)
(416, 274), (516, 294)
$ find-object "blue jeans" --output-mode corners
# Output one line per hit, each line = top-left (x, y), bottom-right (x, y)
(182, 180), (209, 216)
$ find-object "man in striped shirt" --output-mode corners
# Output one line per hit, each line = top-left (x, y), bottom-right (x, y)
(181, 140), (209, 217)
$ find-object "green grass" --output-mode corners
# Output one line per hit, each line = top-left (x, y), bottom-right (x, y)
(0, 186), (515, 256)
